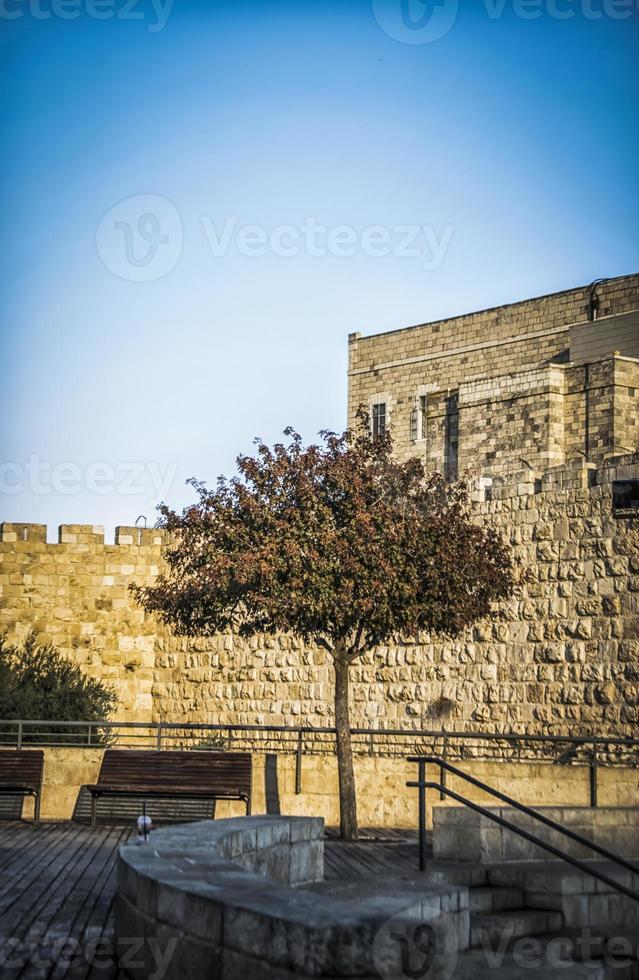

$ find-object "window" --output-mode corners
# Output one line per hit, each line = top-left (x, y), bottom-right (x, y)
(613, 480), (639, 516)
(410, 395), (428, 443)
(478, 476), (493, 502)
(372, 402), (386, 439)
(444, 392), (459, 481)
(419, 395), (427, 441)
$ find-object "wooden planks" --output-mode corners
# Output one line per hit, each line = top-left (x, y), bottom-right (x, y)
(0, 822), (131, 980)
(324, 828), (423, 880)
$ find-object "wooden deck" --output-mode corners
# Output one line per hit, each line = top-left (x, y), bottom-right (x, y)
(0, 822), (131, 979)
(0, 822), (419, 978)
(324, 827), (420, 879)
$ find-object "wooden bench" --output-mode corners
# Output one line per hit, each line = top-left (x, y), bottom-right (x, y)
(0, 750), (44, 824)
(86, 750), (252, 827)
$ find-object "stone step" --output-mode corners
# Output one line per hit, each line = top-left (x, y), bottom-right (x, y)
(420, 860), (489, 888)
(469, 886), (525, 914)
(470, 908), (564, 948)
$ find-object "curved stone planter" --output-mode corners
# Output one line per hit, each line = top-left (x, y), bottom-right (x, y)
(116, 816), (468, 979)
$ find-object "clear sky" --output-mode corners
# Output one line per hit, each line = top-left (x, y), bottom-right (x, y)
(2, 0), (638, 537)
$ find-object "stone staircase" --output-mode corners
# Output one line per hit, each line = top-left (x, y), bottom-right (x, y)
(417, 861), (639, 977)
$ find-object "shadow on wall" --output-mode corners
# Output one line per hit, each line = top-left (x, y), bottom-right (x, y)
(264, 753), (281, 815)
(70, 788), (216, 826)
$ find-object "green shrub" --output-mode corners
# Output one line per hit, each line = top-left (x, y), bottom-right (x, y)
(0, 633), (117, 745)
(192, 732), (227, 751)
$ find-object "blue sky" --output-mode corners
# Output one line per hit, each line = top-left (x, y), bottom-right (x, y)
(1, 0), (638, 536)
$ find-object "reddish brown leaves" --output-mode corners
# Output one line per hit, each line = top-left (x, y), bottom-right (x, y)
(134, 419), (517, 659)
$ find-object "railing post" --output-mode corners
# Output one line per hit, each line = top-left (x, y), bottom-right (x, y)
(87, 724), (92, 747)
(590, 748), (598, 808)
(17, 721), (23, 751)
(418, 758), (427, 872)
(156, 724), (163, 751)
(295, 731), (303, 795)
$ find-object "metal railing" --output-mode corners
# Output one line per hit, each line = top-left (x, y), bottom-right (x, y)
(1, 719), (637, 800)
(407, 756), (639, 904)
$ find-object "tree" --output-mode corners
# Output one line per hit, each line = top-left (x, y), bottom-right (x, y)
(0, 633), (117, 743)
(134, 418), (517, 839)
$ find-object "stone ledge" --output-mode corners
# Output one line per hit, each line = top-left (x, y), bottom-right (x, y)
(115, 816), (469, 979)
(433, 805), (639, 864)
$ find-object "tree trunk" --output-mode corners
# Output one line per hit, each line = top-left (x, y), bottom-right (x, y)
(333, 655), (358, 841)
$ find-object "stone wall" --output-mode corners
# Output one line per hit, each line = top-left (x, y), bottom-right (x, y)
(115, 816), (469, 979)
(0, 523), (164, 721)
(1, 454), (638, 742)
(348, 274), (639, 475)
(17, 746), (639, 826)
(433, 805), (639, 863)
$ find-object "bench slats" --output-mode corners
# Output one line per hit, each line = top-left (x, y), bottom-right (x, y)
(88, 750), (252, 826)
(0, 751), (44, 824)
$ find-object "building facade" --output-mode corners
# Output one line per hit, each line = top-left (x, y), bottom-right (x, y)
(348, 274), (639, 483)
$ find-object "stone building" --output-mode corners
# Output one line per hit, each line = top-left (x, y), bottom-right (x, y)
(1, 274), (638, 741)
(348, 273), (639, 482)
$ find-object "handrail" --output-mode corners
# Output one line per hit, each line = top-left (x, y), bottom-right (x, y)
(412, 779), (639, 905)
(0, 722), (637, 805)
(408, 755), (639, 877)
(0, 719), (638, 747)
(407, 756), (639, 904)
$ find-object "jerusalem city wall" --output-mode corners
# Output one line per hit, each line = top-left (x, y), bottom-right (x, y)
(17, 747), (639, 825)
(1, 453), (638, 742)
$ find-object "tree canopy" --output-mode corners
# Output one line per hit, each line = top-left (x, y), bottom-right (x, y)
(0, 633), (117, 743)
(135, 421), (515, 656)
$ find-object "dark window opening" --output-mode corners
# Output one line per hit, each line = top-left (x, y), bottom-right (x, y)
(419, 395), (427, 441)
(612, 480), (639, 515)
(372, 402), (386, 440)
(444, 393), (459, 482)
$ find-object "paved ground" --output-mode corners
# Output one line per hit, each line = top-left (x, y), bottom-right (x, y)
(0, 821), (420, 979)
